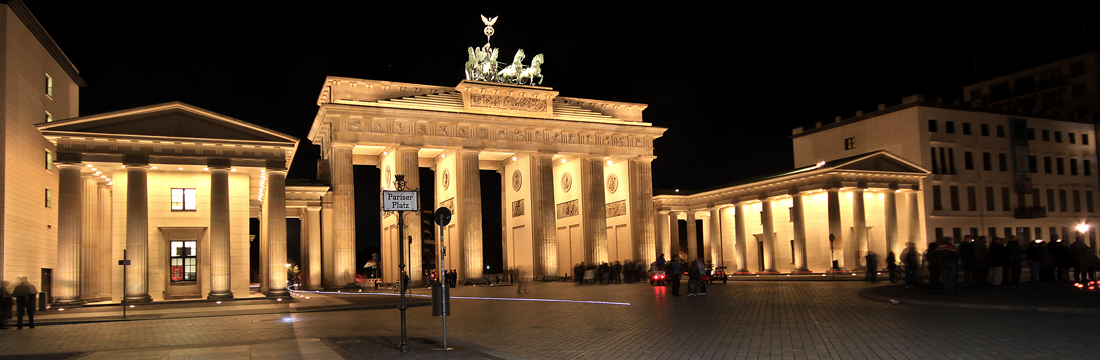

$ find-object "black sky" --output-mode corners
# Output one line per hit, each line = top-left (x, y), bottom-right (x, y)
(26, 2), (1100, 192)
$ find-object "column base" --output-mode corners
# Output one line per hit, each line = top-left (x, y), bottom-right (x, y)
(207, 291), (234, 301)
(124, 294), (153, 303)
(53, 297), (85, 307)
(265, 289), (291, 299)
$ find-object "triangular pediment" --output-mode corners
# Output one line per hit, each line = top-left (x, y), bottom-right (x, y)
(38, 102), (297, 144)
(830, 151), (928, 174)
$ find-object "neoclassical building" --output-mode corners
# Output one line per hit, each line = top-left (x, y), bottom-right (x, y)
(308, 78), (667, 284)
(653, 151), (929, 273)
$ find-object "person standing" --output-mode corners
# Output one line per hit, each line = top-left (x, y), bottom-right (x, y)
(1006, 236), (1024, 285)
(865, 251), (878, 282)
(988, 237), (1006, 285)
(668, 256), (682, 296)
(924, 242), (940, 293)
(0, 281), (11, 329)
(936, 237), (959, 295)
(1069, 236), (1087, 281)
(974, 236), (989, 284)
(696, 259), (707, 295)
(687, 259), (701, 296)
(902, 242), (920, 288)
(12, 277), (36, 329)
(958, 235), (975, 286)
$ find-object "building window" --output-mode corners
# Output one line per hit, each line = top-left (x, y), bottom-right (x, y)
(1047, 189), (1056, 212)
(1088, 191), (1095, 212)
(1042, 129), (1050, 141)
(45, 73), (53, 97)
(1083, 134), (1090, 145)
(1070, 133), (1077, 144)
(1071, 61), (1085, 77)
(964, 152), (974, 170)
(1028, 156), (1037, 173)
(1071, 159), (1078, 175)
(1060, 190), (1068, 212)
(981, 124), (990, 136)
(989, 228), (998, 238)
(928, 120), (938, 132)
(983, 152), (992, 171)
(45, 150), (52, 171)
(45, 111), (52, 123)
(997, 125), (1005, 138)
(962, 123), (972, 135)
(171, 188), (197, 211)
(986, 187), (995, 211)
(1027, 128), (1036, 140)
(45, 188), (51, 208)
(950, 186), (960, 211)
(1055, 131), (1063, 143)
(930, 147), (939, 174)
(1057, 158), (1065, 175)
(1043, 91), (1063, 108)
(953, 228), (963, 242)
(1032, 190), (1040, 210)
(1074, 190), (1082, 212)
(999, 153), (1008, 172)
(1002, 187), (1012, 211)
(170, 240), (197, 282)
(947, 148), (956, 174)
(968, 186), (977, 211)
(933, 186), (943, 211)
(1073, 83), (1087, 99)
(844, 137), (855, 150)
(1044, 156), (1052, 174)
(946, 121), (955, 134)
(1085, 159), (1092, 176)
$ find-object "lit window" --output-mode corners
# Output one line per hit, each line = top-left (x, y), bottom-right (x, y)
(45, 150), (52, 171)
(171, 188), (197, 211)
(844, 137), (855, 150)
(170, 240), (197, 282)
(45, 111), (52, 123)
(45, 188), (51, 208)
(45, 73), (53, 97)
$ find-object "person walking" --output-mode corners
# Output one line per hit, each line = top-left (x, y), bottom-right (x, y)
(668, 256), (682, 296)
(12, 277), (36, 329)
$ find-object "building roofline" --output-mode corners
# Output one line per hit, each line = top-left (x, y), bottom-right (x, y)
(791, 94), (1097, 140)
(963, 51), (1100, 89)
(2, 0), (86, 87)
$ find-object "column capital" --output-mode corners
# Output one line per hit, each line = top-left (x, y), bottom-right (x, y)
(264, 168), (288, 176)
(56, 162), (85, 170)
(123, 164), (150, 170)
(629, 156), (657, 163)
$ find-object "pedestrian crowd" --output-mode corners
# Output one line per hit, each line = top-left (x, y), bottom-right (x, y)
(898, 234), (1099, 295)
(572, 259), (648, 285)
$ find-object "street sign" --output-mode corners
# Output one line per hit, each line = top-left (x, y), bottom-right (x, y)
(435, 207), (451, 226)
(382, 191), (418, 211)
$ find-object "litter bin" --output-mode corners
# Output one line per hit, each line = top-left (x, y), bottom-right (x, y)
(431, 282), (450, 316)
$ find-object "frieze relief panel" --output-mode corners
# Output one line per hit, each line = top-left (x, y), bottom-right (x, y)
(468, 93), (547, 113)
(371, 120), (385, 133)
(606, 200), (626, 218)
(511, 199), (525, 218)
(349, 119), (363, 131)
(394, 121), (409, 134)
(416, 124), (428, 135)
(556, 199), (579, 219)
(458, 126), (470, 138)
(477, 127), (489, 139)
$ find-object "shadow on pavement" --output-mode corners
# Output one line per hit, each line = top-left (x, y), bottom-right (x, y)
(859, 280), (1100, 313)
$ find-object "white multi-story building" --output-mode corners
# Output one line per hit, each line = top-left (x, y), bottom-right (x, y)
(793, 95), (1099, 246)
(964, 52), (1100, 118)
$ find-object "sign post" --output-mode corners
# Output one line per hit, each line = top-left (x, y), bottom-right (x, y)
(382, 176), (418, 353)
(434, 207), (452, 350)
(118, 249), (130, 318)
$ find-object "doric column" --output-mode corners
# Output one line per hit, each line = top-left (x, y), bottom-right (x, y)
(734, 203), (748, 273)
(125, 165), (152, 303)
(55, 163), (84, 305)
(827, 187), (845, 270)
(709, 206), (722, 267)
(395, 147), (422, 283)
(580, 157), (608, 264)
(791, 193), (809, 272)
(265, 169), (289, 298)
(761, 199), (776, 272)
(885, 189), (900, 258)
(331, 143), (356, 287)
(531, 154), (558, 279)
(853, 188), (868, 269)
(81, 176), (99, 301)
(456, 150), (484, 281)
(629, 158), (657, 265)
(685, 211), (698, 261)
(304, 206), (322, 290)
(654, 211), (670, 261)
(208, 166), (233, 300)
(97, 182), (113, 300)
(321, 192), (335, 288)
(907, 191), (921, 248)
(668, 212), (680, 260)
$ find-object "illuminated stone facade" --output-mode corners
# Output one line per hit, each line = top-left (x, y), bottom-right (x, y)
(308, 78), (667, 284)
(654, 151), (929, 273)
(793, 95), (1100, 251)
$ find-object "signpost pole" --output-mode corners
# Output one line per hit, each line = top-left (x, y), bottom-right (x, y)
(119, 249), (129, 319)
(434, 207), (452, 351)
(383, 175), (418, 353)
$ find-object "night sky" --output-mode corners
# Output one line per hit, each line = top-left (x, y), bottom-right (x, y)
(23, 3), (1100, 271)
